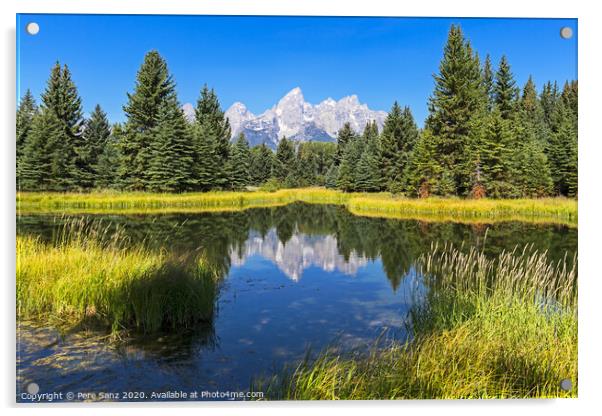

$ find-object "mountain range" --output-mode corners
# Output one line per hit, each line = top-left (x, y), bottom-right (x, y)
(182, 87), (387, 149)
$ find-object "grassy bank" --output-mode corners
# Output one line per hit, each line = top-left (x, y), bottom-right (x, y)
(258, 245), (577, 399)
(16, 233), (220, 333)
(17, 188), (577, 226)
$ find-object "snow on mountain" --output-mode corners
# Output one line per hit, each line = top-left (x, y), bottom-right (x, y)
(224, 87), (387, 148)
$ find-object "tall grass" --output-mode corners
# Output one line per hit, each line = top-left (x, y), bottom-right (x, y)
(257, 244), (577, 399)
(16, 220), (220, 333)
(17, 189), (576, 226)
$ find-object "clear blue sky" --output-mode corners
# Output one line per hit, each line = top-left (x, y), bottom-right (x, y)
(17, 14), (577, 126)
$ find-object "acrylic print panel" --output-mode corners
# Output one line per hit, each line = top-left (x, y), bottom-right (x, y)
(16, 14), (577, 402)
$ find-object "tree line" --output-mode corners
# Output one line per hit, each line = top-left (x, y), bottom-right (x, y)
(16, 25), (577, 197)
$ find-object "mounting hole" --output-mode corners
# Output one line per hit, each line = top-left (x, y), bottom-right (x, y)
(560, 378), (573, 391)
(26, 22), (40, 36)
(560, 27), (573, 39)
(26, 382), (40, 395)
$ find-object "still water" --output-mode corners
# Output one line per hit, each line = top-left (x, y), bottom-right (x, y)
(16, 203), (577, 401)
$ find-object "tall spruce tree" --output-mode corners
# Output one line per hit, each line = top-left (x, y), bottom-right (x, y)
(95, 123), (122, 189)
(380, 104), (418, 192)
(476, 109), (517, 198)
(406, 129), (441, 197)
(334, 122), (355, 166)
(38, 62), (85, 190)
(147, 99), (195, 192)
(16, 89), (38, 173)
(229, 133), (251, 190)
(195, 85), (232, 189)
(249, 143), (274, 185)
(79, 104), (111, 188)
(482, 54), (495, 110)
(337, 132), (363, 192)
(18, 109), (64, 191)
(356, 122), (382, 192)
(273, 136), (295, 181)
(120, 51), (176, 190)
(493, 55), (518, 120)
(425, 24), (484, 195)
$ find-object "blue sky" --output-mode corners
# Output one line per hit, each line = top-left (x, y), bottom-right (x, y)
(17, 14), (577, 125)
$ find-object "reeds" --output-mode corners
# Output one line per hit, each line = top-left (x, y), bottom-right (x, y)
(16, 220), (220, 333)
(257, 244), (577, 399)
(17, 189), (577, 226)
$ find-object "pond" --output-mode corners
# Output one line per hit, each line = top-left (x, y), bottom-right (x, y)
(16, 203), (577, 401)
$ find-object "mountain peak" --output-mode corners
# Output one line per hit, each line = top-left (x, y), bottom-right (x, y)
(225, 87), (388, 148)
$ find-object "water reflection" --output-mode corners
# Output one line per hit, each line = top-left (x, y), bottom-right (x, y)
(16, 203), (577, 400)
(231, 229), (368, 281)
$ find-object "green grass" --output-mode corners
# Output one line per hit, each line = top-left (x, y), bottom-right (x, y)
(256, 244), (577, 399)
(17, 188), (577, 226)
(16, 225), (220, 334)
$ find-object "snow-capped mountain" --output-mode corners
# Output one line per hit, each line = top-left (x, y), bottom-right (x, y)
(183, 87), (387, 148)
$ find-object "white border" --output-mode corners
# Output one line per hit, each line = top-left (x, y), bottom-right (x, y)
(2, 1), (600, 415)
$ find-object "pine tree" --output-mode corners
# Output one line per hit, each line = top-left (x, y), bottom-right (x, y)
(407, 129), (441, 197)
(16, 89), (38, 173)
(195, 85), (232, 189)
(337, 133), (363, 192)
(425, 24), (484, 195)
(482, 54), (495, 110)
(95, 123), (122, 189)
(35, 62), (85, 190)
(493, 55), (517, 120)
(477, 109), (517, 198)
(548, 98), (577, 196)
(146, 98), (195, 192)
(540, 81), (559, 129)
(192, 122), (219, 191)
(249, 143), (274, 185)
(334, 122), (355, 166)
(120, 51), (177, 190)
(78, 104), (111, 188)
(380, 104), (418, 192)
(273, 136), (295, 181)
(18, 109), (65, 191)
(355, 124), (382, 192)
(229, 133), (251, 190)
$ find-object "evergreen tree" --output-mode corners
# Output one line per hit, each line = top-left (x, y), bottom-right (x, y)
(334, 122), (355, 166)
(540, 81), (559, 129)
(548, 99), (578, 196)
(36, 62), (85, 190)
(482, 54), (495, 109)
(425, 24), (484, 195)
(474, 109), (516, 198)
(493, 55), (517, 120)
(380, 104), (418, 192)
(18, 109), (65, 191)
(273, 136), (295, 181)
(192, 122), (219, 191)
(195, 85), (232, 189)
(406, 129), (441, 197)
(337, 133), (363, 192)
(229, 133), (251, 190)
(95, 123), (122, 189)
(147, 99), (195, 192)
(120, 51), (176, 190)
(249, 143), (274, 185)
(79, 104), (111, 188)
(356, 124), (382, 192)
(16, 89), (38, 172)
(325, 164), (339, 189)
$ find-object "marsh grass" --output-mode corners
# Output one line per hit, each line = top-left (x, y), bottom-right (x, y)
(257, 244), (577, 399)
(17, 189), (576, 226)
(16, 219), (220, 334)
